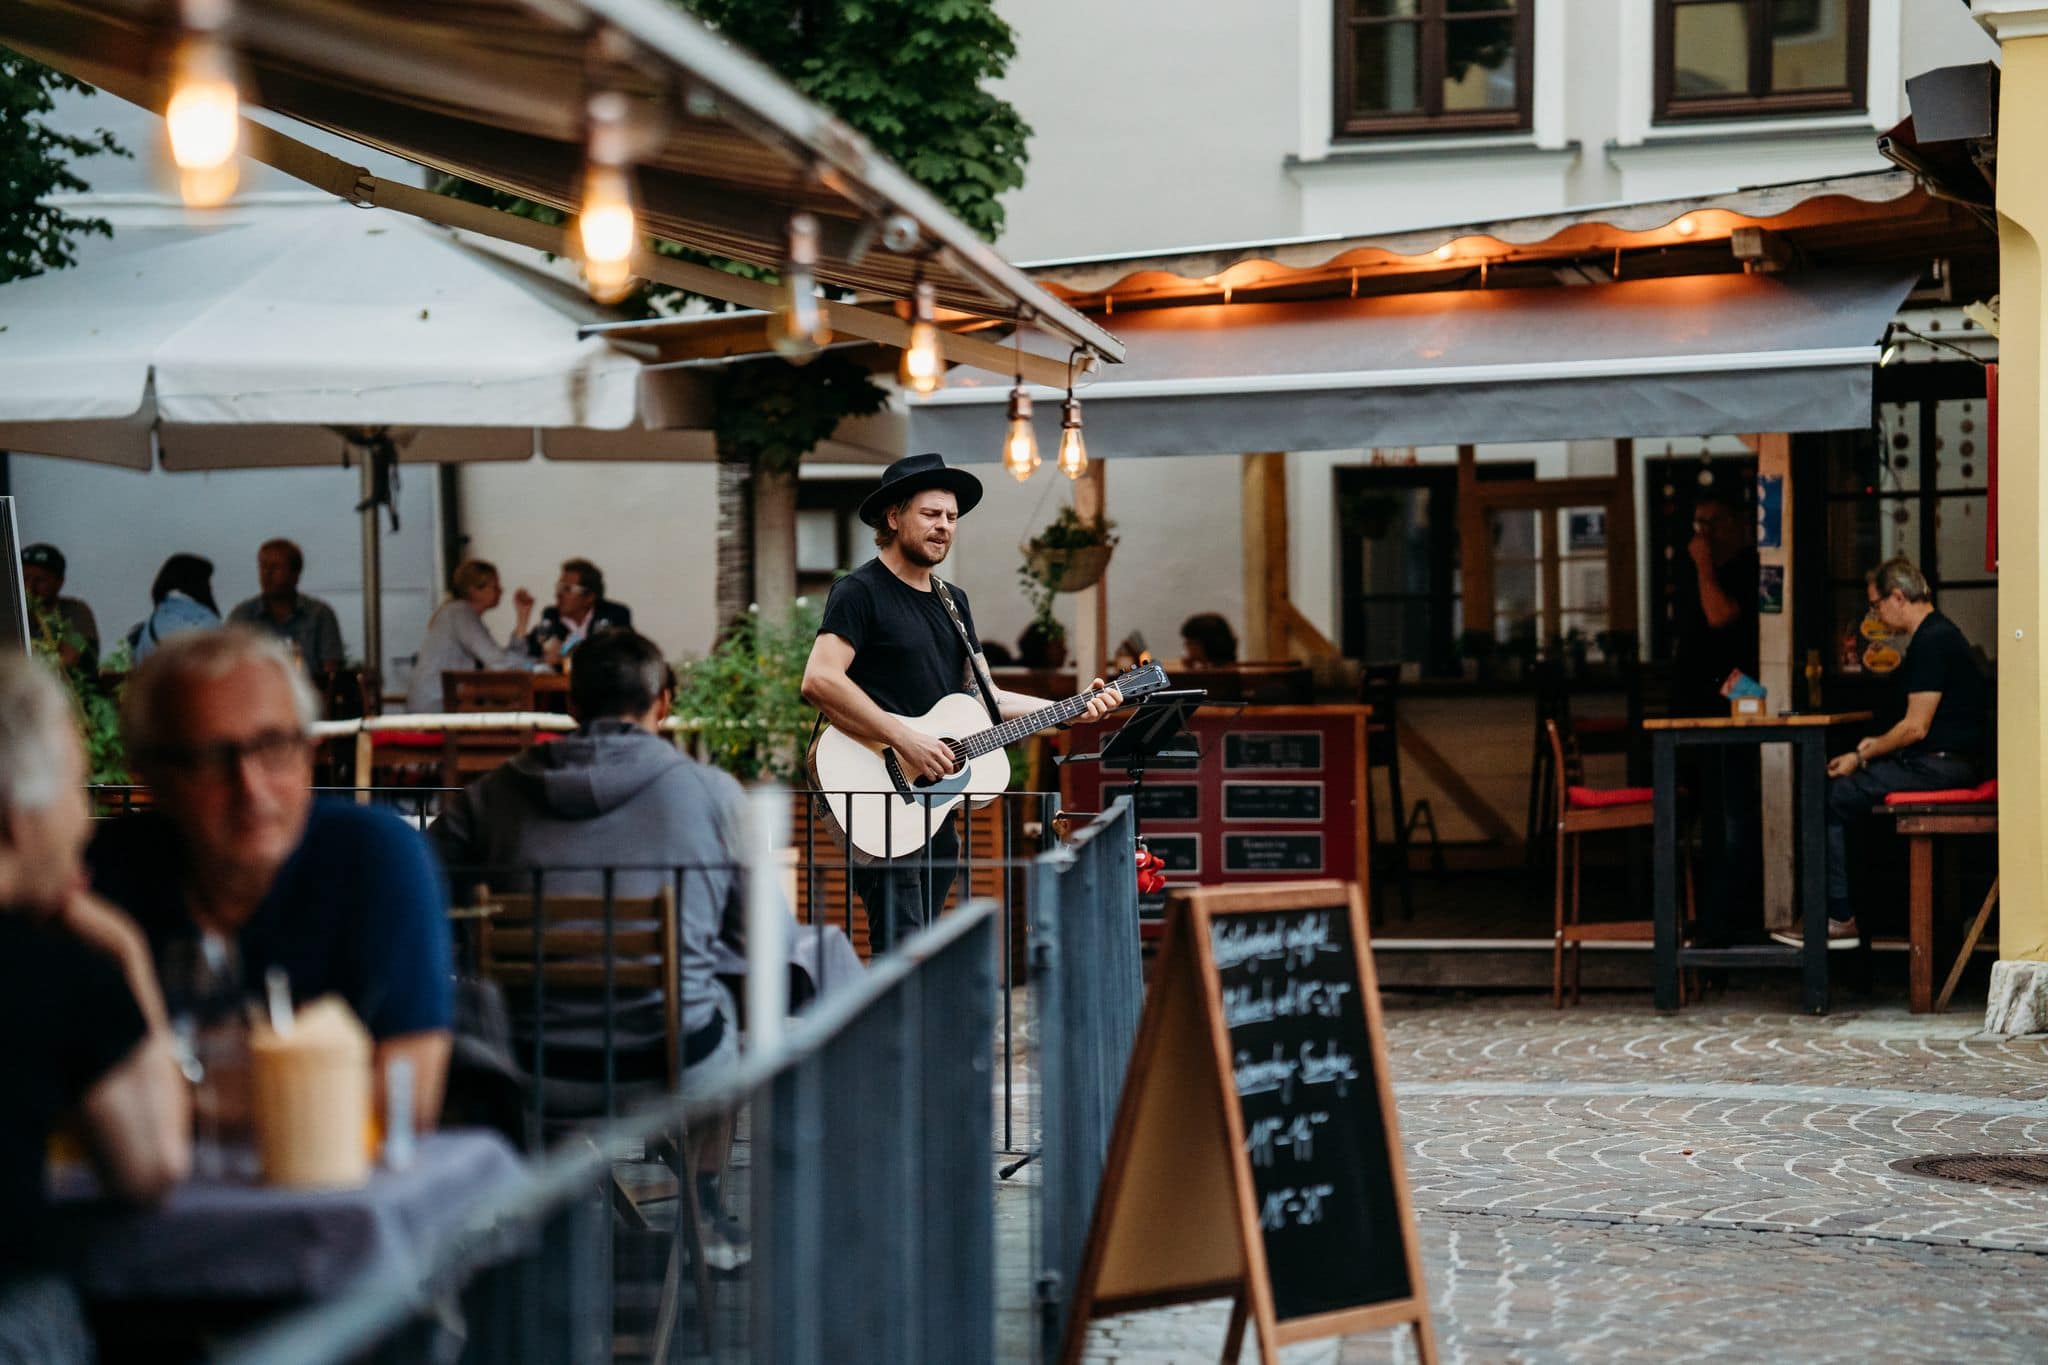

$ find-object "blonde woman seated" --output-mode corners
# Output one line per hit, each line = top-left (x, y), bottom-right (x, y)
(405, 560), (535, 715)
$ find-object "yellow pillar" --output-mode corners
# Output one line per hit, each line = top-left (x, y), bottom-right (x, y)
(1982, 5), (2048, 1029)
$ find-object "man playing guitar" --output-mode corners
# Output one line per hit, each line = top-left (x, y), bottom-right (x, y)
(801, 452), (1123, 951)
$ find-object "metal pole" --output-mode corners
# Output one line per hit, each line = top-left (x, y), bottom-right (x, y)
(358, 442), (384, 683)
(747, 783), (792, 1050)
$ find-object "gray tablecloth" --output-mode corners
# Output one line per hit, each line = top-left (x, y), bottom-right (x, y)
(59, 1131), (525, 1303)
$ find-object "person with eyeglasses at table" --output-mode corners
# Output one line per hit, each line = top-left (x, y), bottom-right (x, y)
(523, 557), (633, 668)
(86, 628), (454, 1135)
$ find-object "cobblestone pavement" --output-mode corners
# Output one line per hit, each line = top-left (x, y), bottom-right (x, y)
(1048, 994), (2048, 1363)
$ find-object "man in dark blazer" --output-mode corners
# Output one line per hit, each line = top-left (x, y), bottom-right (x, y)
(525, 557), (633, 663)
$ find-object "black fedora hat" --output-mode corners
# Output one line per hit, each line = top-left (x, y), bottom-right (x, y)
(858, 452), (984, 528)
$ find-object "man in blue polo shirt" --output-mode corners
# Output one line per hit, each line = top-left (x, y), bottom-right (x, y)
(89, 628), (453, 1130)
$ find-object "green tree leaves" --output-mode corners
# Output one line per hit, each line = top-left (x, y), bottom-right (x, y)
(0, 48), (129, 284)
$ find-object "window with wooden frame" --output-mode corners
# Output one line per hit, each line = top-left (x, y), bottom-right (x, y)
(1655, 0), (1867, 122)
(1334, 0), (1534, 139)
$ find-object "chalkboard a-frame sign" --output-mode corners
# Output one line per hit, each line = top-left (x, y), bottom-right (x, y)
(1058, 882), (1436, 1365)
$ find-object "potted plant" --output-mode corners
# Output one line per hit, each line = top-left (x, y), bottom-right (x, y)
(671, 599), (821, 781)
(30, 603), (127, 784)
(1021, 506), (1118, 595)
(1014, 577), (1068, 669)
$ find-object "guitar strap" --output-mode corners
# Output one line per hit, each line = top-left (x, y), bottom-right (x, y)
(932, 577), (1004, 728)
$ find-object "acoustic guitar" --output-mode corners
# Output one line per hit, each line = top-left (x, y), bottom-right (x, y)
(808, 663), (1171, 860)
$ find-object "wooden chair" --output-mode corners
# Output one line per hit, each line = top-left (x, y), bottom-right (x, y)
(440, 670), (537, 789)
(476, 888), (713, 1358)
(1546, 719), (1689, 1007)
(1881, 780), (1999, 1013)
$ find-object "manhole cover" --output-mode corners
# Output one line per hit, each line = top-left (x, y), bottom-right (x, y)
(1891, 1154), (2048, 1190)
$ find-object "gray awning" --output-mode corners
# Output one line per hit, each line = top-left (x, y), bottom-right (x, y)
(909, 269), (1918, 460)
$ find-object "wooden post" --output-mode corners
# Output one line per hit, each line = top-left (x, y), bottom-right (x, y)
(1075, 459), (1108, 684)
(1756, 433), (1795, 932)
(752, 462), (797, 621)
(1241, 454), (1288, 659)
(1456, 445), (1489, 642)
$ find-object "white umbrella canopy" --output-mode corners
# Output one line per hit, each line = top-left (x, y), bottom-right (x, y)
(0, 201), (654, 469)
(0, 200), (711, 668)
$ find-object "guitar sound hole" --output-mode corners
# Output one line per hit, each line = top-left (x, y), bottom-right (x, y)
(908, 740), (962, 788)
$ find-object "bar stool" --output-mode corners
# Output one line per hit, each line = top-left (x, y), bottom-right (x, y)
(1546, 720), (1691, 1006)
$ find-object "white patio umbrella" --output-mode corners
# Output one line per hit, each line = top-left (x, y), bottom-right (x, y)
(0, 201), (718, 672)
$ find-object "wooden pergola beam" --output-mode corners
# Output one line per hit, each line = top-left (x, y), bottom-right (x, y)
(242, 122), (1075, 388)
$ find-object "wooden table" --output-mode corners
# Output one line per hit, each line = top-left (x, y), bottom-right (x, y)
(1643, 712), (1871, 1014)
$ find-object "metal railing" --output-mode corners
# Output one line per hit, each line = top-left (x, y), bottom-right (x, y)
(88, 779), (1059, 1156)
(1027, 798), (1145, 1362)
(217, 898), (1001, 1365)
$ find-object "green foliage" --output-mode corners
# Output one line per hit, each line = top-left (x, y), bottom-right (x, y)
(1026, 506), (1117, 555)
(711, 355), (890, 476)
(30, 602), (127, 783)
(672, 599), (821, 781)
(1015, 566), (1063, 641)
(0, 49), (128, 284)
(686, 0), (1030, 240)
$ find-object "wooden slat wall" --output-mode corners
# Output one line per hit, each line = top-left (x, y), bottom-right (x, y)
(791, 800), (1015, 962)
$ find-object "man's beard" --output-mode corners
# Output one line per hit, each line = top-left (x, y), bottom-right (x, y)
(896, 531), (950, 568)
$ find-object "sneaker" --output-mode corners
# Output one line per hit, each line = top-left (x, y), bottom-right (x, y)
(1770, 918), (1859, 949)
(698, 1217), (752, 1273)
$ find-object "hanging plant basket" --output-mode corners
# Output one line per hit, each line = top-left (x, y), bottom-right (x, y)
(1026, 542), (1115, 593)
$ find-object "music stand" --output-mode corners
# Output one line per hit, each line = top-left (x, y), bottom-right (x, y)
(1060, 689), (1219, 843)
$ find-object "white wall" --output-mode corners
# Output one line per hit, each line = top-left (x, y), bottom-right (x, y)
(942, 453), (1249, 661)
(989, 0), (1302, 262)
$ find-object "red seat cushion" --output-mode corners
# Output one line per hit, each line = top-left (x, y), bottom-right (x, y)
(370, 730), (443, 749)
(1567, 784), (1654, 810)
(1883, 778), (1998, 807)
(1573, 716), (1628, 735)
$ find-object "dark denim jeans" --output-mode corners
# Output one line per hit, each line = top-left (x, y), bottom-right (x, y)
(1826, 751), (1980, 905)
(852, 819), (960, 955)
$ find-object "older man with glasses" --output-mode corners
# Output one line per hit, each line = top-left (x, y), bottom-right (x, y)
(524, 557), (634, 666)
(87, 628), (453, 1132)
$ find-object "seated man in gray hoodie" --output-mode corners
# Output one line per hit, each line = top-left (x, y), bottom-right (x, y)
(430, 629), (755, 1262)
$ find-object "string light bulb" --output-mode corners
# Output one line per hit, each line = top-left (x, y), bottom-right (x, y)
(771, 212), (831, 360)
(576, 91), (639, 305)
(898, 279), (943, 395)
(1002, 384), (1039, 483)
(1057, 394), (1088, 480)
(164, 0), (240, 208)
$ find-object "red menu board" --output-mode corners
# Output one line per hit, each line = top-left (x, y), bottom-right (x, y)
(1060, 704), (1372, 909)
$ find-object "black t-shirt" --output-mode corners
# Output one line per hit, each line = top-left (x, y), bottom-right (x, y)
(1673, 548), (1760, 717)
(817, 557), (984, 720)
(1895, 610), (1987, 758)
(0, 913), (148, 1273)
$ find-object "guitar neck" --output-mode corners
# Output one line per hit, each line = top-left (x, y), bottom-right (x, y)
(956, 689), (1114, 761)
